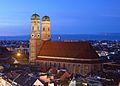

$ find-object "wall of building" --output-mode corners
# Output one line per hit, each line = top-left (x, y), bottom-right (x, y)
(0, 77), (12, 86)
(36, 60), (101, 76)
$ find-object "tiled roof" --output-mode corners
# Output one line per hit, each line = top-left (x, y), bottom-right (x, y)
(14, 73), (37, 86)
(38, 41), (99, 60)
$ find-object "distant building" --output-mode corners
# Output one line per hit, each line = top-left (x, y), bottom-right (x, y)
(29, 13), (102, 75)
(4, 72), (51, 86)
(0, 46), (14, 64)
(0, 77), (12, 86)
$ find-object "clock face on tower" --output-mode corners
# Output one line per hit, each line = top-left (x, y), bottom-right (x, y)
(31, 34), (34, 38)
(37, 34), (40, 38)
(31, 33), (40, 39)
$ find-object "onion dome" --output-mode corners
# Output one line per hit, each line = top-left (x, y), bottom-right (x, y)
(31, 13), (40, 20)
(42, 16), (50, 21)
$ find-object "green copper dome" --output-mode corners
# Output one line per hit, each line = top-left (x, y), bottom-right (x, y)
(31, 13), (40, 20)
(42, 16), (50, 21)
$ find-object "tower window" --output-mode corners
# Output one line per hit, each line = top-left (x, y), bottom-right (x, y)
(43, 28), (45, 31)
(48, 28), (49, 31)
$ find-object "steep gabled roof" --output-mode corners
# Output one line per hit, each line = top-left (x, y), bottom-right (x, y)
(38, 41), (99, 60)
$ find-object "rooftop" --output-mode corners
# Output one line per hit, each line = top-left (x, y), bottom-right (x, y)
(31, 13), (40, 20)
(37, 41), (99, 63)
(42, 16), (50, 21)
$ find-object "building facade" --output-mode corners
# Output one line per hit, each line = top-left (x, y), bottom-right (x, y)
(29, 13), (101, 75)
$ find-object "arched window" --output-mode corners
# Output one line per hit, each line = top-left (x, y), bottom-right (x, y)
(43, 28), (45, 31)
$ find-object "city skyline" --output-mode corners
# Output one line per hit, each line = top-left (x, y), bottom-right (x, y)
(0, 0), (120, 36)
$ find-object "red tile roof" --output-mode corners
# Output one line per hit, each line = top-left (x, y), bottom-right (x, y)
(38, 41), (99, 60)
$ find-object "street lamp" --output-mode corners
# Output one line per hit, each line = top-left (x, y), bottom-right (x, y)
(16, 52), (21, 57)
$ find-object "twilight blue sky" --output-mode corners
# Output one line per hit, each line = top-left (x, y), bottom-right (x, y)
(0, 0), (120, 36)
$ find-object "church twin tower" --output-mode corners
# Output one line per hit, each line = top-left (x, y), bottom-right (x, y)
(29, 13), (51, 62)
